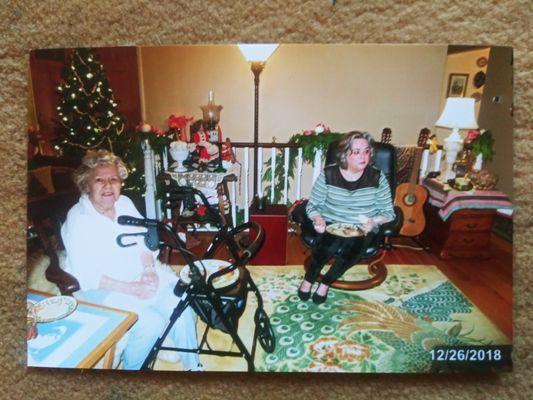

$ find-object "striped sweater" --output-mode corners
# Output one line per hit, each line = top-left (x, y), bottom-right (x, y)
(306, 164), (395, 225)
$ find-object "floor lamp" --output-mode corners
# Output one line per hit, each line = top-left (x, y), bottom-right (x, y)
(238, 44), (279, 205)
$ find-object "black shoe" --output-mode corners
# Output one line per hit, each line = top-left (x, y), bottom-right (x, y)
(312, 290), (328, 304)
(297, 289), (311, 302)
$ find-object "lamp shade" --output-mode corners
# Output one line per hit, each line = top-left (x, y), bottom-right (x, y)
(237, 44), (279, 62)
(435, 98), (478, 129)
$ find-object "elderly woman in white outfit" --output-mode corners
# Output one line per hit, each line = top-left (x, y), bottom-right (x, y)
(61, 149), (200, 370)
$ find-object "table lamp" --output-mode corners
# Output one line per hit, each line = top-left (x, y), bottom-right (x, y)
(237, 43), (279, 203)
(435, 97), (478, 181)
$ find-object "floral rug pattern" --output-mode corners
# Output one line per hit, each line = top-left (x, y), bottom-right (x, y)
(247, 265), (510, 373)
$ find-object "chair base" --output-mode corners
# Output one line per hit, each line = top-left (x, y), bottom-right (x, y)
(304, 250), (388, 291)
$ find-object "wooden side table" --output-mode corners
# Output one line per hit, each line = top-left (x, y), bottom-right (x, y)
(421, 203), (496, 259)
(249, 204), (288, 265)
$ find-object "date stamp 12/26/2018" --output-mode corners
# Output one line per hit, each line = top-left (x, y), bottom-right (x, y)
(429, 345), (513, 373)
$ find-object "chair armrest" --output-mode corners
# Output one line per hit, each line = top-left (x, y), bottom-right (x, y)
(378, 206), (404, 237)
(230, 221), (265, 263)
(44, 253), (80, 295)
(289, 200), (308, 224)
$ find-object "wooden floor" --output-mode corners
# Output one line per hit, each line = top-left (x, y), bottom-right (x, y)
(168, 231), (513, 339)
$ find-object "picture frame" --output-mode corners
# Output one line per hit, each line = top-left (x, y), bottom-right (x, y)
(446, 73), (469, 97)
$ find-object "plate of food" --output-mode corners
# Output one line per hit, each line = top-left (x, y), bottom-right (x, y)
(31, 296), (78, 323)
(447, 177), (473, 191)
(179, 259), (239, 289)
(326, 223), (365, 238)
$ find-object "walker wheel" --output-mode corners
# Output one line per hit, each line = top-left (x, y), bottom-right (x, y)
(255, 308), (275, 353)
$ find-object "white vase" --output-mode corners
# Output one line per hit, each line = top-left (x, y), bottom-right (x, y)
(473, 153), (483, 170)
(170, 149), (189, 172)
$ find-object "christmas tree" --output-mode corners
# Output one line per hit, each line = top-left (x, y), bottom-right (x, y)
(54, 48), (151, 209)
(55, 48), (126, 159)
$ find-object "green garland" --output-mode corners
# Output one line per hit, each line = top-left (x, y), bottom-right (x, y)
(262, 132), (343, 204)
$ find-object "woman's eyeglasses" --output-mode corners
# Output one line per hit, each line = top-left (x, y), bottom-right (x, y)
(93, 176), (122, 186)
(349, 148), (371, 156)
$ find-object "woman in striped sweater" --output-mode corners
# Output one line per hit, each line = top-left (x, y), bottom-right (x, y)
(299, 131), (395, 304)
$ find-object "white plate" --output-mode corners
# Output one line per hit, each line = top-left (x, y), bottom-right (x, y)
(326, 223), (365, 238)
(31, 296), (77, 323)
(27, 300), (36, 322)
(179, 259), (239, 289)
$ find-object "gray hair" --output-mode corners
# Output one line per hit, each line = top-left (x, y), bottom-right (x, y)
(73, 149), (128, 193)
(336, 131), (375, 169)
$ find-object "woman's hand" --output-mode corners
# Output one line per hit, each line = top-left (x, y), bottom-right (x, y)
(361, 218), (376, 233)
(312, 215), (326, 233)
(130, 280), (158, 300)
(360, 216), (389, 233)
(100, 270), (158, 300)
(140, 266), (159, 288)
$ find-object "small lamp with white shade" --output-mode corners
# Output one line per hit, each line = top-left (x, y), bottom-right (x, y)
(435, 97), (478, 181)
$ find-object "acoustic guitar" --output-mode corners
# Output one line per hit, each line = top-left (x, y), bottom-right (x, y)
(394, 131), (429, 237)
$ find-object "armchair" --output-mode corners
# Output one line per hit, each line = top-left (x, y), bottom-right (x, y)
(28, 166), (80, 295)
(291, 141), (403, 290)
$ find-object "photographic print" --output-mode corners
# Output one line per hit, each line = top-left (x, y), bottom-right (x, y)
(27, 44), (513, 373)
(446, 73), (469, 97)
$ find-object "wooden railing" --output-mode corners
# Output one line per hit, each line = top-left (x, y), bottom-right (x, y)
(143, 141), (442, 225)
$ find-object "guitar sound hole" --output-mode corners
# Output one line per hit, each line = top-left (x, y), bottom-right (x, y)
(403, 194), (417, 206)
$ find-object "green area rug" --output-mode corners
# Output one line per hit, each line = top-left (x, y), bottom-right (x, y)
(246, 265), (511, 373)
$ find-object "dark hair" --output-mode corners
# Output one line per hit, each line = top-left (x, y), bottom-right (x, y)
(335, 131), (374, 169)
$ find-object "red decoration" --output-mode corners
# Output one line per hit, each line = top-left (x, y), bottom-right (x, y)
(196, 204), (206, 216)
(465, 129), (481, 144)
(168, 115), (193, 141)
(221, 138), (236, 162)
(304, 123), (330, 136)
(193, 128), (208, 145)
(136, 121), (163, 136)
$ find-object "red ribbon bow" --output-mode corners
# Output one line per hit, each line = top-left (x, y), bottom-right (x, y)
(168, 115), (194, 130)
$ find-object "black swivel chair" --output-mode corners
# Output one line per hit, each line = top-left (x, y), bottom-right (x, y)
(291, 141), (403, 290)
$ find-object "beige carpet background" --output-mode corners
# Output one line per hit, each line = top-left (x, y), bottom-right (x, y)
(1, 1), (531, 398)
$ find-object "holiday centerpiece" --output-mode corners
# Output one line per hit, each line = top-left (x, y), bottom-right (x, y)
(168, 91), (235, 173)
(463, 129), (498, 190)
(262, 123), (343, 204)
(464, 129), (495, 170)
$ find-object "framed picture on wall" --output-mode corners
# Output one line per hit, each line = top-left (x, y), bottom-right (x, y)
(446, 73), (469, 97)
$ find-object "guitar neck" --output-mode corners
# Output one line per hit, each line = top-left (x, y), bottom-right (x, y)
(407, 147), (423, 194)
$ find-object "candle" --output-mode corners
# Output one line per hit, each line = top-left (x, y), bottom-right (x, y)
(208, 90), (214, 103)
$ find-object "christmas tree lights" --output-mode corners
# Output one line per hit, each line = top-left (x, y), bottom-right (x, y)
(55, 48), (125, 159)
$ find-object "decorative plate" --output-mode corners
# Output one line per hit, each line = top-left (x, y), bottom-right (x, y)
(476, 56), (488, 68)
(474, 71), (486, 88)
(179, 259), (239, 289)
(31, 296), (77, 323)
(27, 300), (36, 323)
(326, 223), (365, 238)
